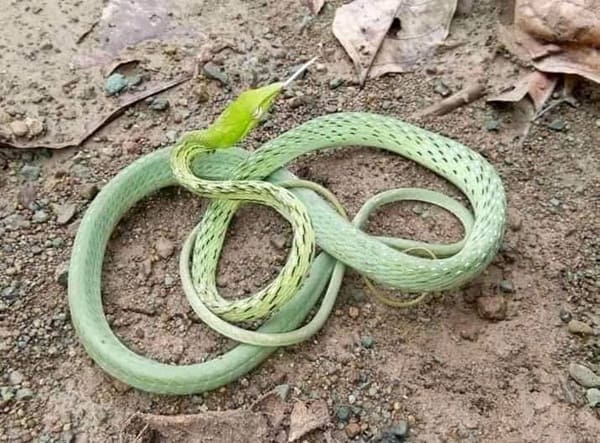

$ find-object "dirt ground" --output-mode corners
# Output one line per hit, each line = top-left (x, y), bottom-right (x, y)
(1, 0), (599, 442)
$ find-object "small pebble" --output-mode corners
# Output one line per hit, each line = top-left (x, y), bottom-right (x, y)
(149, 97), (170, 111)
(586, 388), (600, 407)
(20, 165), (41, 181)
(164, 275), (175, 288)
(104, 73), (128, 95)
(559, 309), (572, 323)
(15, 388), (34, 400)
(155, 237), (175, 259)
(9, 120), (29, 137)
(476, 295), (507, 321)
(549, 119), (566, 131)
(499, 279), (515, 293)
(193, 85), (210, 103)
(32, 210), (49, 223)
(18, 183), (37, 209)
(203, 62), (228, 85)
(568, 319), (594, 336)
(379, 420), (409, 440)
(348, 306), (360, 319)
(80, 183), (99, 200)
(289, 94), (316, 109)
(270, 235), (287, 250)
(569, 363), (600, 388)
(361, 336), (374, 349)
(8, 371), (24, 385)
(25, 118), (44, 137)
(329, 78), (344, 89)
(53, 203), (76, 225)
(274, 384), (290, 401)
(433, 80), (451, 97)
(54, 262), (69, 288)
(1, 387), (15, 402)
(345, 422), (361, 438)
(484, 118), (500, 131)
(336, 405), (351, 422)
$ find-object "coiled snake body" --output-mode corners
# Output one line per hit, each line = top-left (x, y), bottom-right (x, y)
(69, 82), (506, 394)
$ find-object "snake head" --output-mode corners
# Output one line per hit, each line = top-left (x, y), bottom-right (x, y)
(202, 57), (317, 149)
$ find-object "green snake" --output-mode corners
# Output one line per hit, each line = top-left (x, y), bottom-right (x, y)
(68, 65), (506, 395)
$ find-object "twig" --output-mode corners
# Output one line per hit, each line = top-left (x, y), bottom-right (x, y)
(0, 75), (191, 150)
(413, 82), (486, 118)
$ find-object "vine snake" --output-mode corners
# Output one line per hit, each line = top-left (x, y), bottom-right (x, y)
(68, 61), (506, 394)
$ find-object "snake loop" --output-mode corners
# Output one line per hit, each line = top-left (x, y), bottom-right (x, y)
(68, 113), (506, 394)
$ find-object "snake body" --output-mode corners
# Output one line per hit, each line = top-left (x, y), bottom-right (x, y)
(69, 112), (506, 394)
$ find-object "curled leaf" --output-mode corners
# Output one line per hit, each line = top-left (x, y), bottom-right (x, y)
(498, 0), (600, 84)
(487, 71), (558, 112)
(333, 0), (457, 85)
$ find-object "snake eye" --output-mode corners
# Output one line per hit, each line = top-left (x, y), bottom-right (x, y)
(253, 106), (264, 120)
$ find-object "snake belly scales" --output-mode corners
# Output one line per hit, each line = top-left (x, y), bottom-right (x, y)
(68, 112), (506, 395)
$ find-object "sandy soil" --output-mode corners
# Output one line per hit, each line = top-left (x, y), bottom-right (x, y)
(1, 0), (599, 442)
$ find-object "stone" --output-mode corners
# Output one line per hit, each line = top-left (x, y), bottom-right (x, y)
(20, 165), (41, 181)
(586, 388), (600, 407)
(164, 275), (175, 288)
(484, 118), (500, 131)
(289, 94), (316, 109)
(15, 388), (34, 400)
(361, 336), (374, 349)
(9, 120), (29, 137)
(32, 210), (50, 223)
(329, 78), (344, 89)
(18, 183), (37, 209)
(345, 422), (361, 439)
(55, 262), (69, 288)
(193, 85), (210, 103)
(1, 386), (15, 402)
(476, 295), (507, 321)
(378, 421), (409, 441)
(53, 203), (77, 225)
(149, 97), (170, 111)
(270, 234), (286, 250)
(0, 110), (11, 124)
(348, 306), (360, 319)
(336, 405), (352, 422)
(8, 370), (24, 385)
(549, 119), (566, 131)
(155, 237), (175, 259)
(569, 363), (600, 388)
(80, 183), (99, 200)
(202, 62), (228, 85)
(273, 384), (290, 401)
(25, 118), (44, 137)
(104, 73), (128, 95)
(568, 319), (594, 336)
(499, 279), (515, 293)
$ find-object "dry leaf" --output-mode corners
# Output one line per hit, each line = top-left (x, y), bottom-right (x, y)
(303, 0), (326, 15)
(136, 411), (270, 443)
(487, 71), (558, 112)
(288, 400), (329, 442)
(498, 0), (600, 84)
(333, 0), (457, 85)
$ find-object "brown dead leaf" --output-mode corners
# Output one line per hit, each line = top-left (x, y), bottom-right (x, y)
(498, 0), (600, 84)
(487, 71), (558, 112)
(303, 0), (326, 15)
(288, 400), (329, 442)
(332, 0), (457, 85)
(136, 410), (270, 443)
